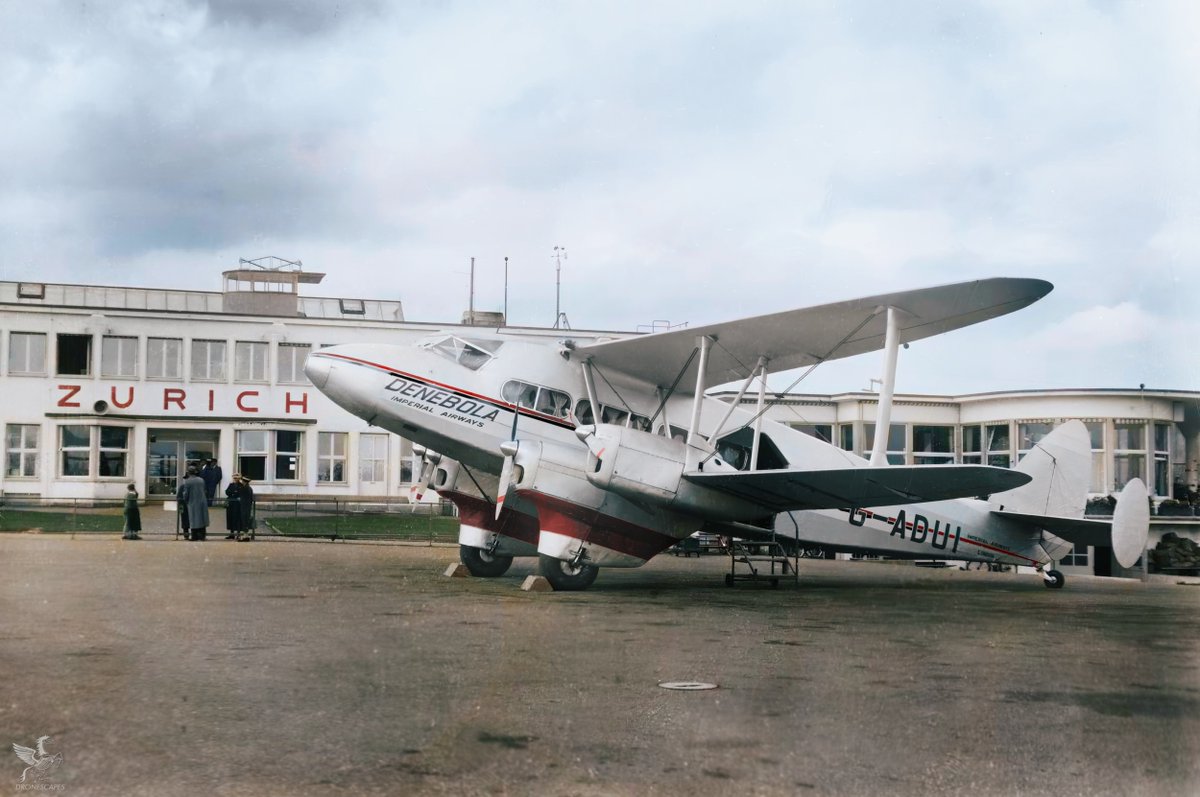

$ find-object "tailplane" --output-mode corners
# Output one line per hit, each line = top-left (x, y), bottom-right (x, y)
(988, 420), (1149, 568)
(988, 420), (1090, 517)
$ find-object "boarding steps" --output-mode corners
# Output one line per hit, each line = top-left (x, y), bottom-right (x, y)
(725, 537), (799, 588)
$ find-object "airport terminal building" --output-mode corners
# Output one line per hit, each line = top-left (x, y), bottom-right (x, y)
(2, 266), (1197, 574)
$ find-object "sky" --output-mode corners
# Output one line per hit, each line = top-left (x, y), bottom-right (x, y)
(1, 0), (1197, 394)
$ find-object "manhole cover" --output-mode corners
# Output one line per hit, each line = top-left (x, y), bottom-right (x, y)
(658, 681), (719, 691)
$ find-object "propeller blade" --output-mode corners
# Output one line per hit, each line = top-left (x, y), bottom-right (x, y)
(495, 440), (519, 519)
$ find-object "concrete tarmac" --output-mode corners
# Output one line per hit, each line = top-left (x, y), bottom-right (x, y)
(1, 534), (1197, 796)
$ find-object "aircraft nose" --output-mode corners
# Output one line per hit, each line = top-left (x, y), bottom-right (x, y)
(304, 352), (332, 389)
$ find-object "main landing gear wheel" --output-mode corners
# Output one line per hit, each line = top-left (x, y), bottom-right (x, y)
(459, 545), (513, 578)
(538, 554), (599, 591)
(1043, 569), (1066, 589)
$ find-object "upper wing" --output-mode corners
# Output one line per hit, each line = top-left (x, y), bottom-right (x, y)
(12, 744), (37, 766)
(685, 464), (1031, 513)
(574, 277), (1051, 386)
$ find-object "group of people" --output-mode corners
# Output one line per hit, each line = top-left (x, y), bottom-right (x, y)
(177, 459), (256, 541)
(120, 457), (256, 541)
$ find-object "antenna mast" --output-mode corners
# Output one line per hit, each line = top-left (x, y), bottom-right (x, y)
(469, 256), (475, 319)
(553, 245), (567, 328)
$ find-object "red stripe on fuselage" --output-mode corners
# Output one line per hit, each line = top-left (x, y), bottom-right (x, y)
(519, 491), (680, 561)
(855, 509), (1038, 564)
(315, 352), (576, 429)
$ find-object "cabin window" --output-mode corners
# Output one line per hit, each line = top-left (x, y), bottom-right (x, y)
(716, 429), (788, 471)
(575, 400), (651, 430)
(56, 333), (93, 376)
(423, 335), (502, 371)
(504, 380), (571, 419)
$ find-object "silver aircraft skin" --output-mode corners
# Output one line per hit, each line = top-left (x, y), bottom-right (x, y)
(305, 278), (1148, 590)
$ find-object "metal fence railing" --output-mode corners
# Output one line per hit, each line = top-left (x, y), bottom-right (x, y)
(0, 497), (460, 545)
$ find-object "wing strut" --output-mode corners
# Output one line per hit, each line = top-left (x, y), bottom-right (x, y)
(686, 335), (714, 447)
(707, 355), (768, 448)
(868, 307), (902, 467)
(751, 360), (768, 471)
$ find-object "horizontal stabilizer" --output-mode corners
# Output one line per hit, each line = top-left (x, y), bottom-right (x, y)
(685, 465), (1031, 513)
(991, 478), (1149, 568)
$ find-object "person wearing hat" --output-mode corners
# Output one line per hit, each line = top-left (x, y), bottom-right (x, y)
(201, 458), (223, 507)
(224, 473), (245, 539)
(237, 476), (256, 541)
(180, 465), (211, 540)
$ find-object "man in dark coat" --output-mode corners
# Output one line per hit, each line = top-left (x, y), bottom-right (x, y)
(238, 477), (256, 541)
(181, 466), (211, 540)
(201, 459), (222, 506)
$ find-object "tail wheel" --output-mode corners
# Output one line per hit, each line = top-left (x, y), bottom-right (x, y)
(459, 545), (513, 578)
(1044, 569), (1066, 589)
(538, 554), (599, 591)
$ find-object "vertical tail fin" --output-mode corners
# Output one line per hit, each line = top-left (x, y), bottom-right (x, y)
(988, 420), (1091, 517)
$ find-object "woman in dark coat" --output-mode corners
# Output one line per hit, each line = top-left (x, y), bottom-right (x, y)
(122, 483), (142, 540)
(225, 474), (244, 539)
(238, 477), (256, 541)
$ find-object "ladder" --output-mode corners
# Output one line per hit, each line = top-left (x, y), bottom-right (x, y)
(725, 536), (799, 588)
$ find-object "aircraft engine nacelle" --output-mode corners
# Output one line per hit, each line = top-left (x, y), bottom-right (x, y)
(579, 424), (764, 521)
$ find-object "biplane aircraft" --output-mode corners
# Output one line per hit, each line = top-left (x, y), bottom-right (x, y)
(305, 278), (1148, 590)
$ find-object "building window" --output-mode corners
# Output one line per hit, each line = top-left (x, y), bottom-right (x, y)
(7, 332), (47, 375)
(339, 298), (365, 315)
(236, 429), (304, 483)
(788, 424), (834, 444)
(400, 437), (415, 484)
(863, 423), (906, 464)
(275, 431), (303, 481)
(839, 424), (854, 452)
(1060, 542), (1089, 568)
(98, 427), (130, 477)
(1153, 422), (1170, 497)
(961, 425), (981, 465)
(1084, 421), (1105, 493)
(146, 338), (182, 379)
(57, 425), (129, 478)
(235, 341), (269, 382)
(913, 425), (953, 465)
(236, 430), (269, 481)
(1113, 421), (1146, 491)
(358, 433), (388, 484)
(60, 425), (90, 476)
(317, 432), (347, 483)
(191, 339), (227, 381)
(17, 282), (45, 299)
(278, 343), (311, 384)
(1017, 421), (1054, 462)
(5, 424), (40, 478)
(101, 336), (139, 378)
(56, 333), (92, 376)
(985, 423), (1011, 468)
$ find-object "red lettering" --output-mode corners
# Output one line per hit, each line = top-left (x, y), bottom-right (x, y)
(285, 392), (308, 414)
(236, 391), (260, 413)
(57, 384), (81, 408)
(164, 389), (186, 410)
(110, 385), (134, 409)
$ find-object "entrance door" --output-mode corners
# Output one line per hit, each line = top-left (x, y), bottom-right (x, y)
(146, 429), (220, 497)
(358, 433), (388, 494)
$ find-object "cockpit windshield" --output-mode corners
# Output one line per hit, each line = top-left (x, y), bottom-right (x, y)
(419, 335), (502, 371)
